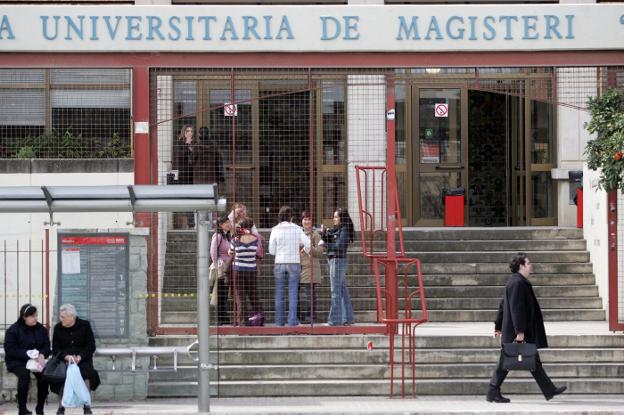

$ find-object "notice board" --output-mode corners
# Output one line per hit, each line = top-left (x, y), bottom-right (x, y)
(57, 233), (129, 338)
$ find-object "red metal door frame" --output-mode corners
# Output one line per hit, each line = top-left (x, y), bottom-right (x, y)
(608, 191), (624, 331)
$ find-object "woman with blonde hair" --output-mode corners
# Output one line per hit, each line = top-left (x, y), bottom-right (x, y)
(173, 124), (195, 228)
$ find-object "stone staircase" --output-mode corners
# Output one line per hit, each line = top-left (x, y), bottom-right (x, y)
(147, 329), (624, 397)
(161, 227), (604, 324)
(147, 227), (621, 398)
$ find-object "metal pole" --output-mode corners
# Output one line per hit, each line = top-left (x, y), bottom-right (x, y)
(197, 210), (211, 414)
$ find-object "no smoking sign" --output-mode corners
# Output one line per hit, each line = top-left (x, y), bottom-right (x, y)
(434, 103), (449, 118)
(224, 103), (238, 117)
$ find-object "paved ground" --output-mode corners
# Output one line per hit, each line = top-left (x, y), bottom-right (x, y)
(4, 395), (624, 415)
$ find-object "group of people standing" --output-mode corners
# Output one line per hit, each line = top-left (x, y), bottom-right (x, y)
(210, 202), (356, 327)
(4, 303), (99, 415)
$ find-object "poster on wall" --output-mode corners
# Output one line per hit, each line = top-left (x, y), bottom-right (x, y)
(57, 233), (129, 338)
(421, 141), (441, 163)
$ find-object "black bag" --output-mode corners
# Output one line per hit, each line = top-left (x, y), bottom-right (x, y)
(42, 356), (67, 384)
(502, 342), (537, 371)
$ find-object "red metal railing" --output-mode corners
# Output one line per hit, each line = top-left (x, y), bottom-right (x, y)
(372, 258), (428, 398)
(355, 164), (428, 398)
(354, 165), (406, 263)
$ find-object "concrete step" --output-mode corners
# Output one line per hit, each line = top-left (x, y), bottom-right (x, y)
(179, 348), (624, 365)
(148, 362), (624, 382)
(163, 251), (591, 265)
(148, 334), (624, 349)
(167, 239), (588, 254)
(163, 261), (596, 277)
(161, 296), (602, 311)
(160, 308), (605, 324)
(147, 378), (624, 397)
(160, 284), (601, 299)
(165, 227), (584, 242)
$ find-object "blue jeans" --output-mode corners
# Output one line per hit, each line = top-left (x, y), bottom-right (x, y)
(274, 263), (301, 326)
(327, 257), (354, 325)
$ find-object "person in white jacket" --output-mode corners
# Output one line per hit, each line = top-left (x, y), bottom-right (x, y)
(269, 206), (311, 326)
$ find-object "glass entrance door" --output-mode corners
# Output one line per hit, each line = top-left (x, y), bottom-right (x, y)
(412, 87), (468, 226)
(201, 82), (259, 221)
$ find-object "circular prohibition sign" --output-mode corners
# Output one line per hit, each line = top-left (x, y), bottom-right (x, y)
(435, 103), (448, 117)
(224, 103), (237, 116)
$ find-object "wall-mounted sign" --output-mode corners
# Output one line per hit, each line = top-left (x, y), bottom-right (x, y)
(435, 103), (449, 118)
(224, 103), (238, 117)
(0, 5), (622, 52)
(58, 233), (129, 338)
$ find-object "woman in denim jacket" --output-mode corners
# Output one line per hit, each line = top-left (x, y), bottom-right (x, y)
(321, 208), (355, 326)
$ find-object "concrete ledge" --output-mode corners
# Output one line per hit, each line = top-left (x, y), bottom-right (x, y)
(0, 158), (134, 174)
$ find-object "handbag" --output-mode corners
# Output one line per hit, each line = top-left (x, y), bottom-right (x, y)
(210, 277), (218, 307)
(502, 342), (537, 371)
(42, 355), (67, 384)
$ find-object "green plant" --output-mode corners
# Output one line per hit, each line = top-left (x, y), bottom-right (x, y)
(95, 133), (131, 158)
(584, 88), (624, 191)
(15, 145), (36, 159)
(16, 129), (84, 159)
(12, 129), (130, 159)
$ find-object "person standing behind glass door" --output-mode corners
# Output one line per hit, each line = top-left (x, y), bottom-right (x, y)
(173, 124), (195, 229)
(322, 208), (355, 326)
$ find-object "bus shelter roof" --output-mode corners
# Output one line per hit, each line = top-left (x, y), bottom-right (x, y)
(0, 185), (226, 213)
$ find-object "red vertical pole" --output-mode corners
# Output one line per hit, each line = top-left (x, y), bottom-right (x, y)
(608, 191), (620, 331)
(45, 229), (50, 330)
(230, 69), (237, 204)
(16, 240), (20, 316)
(4, 240), (7, 328)
(28, 240), (32, 304)
(132, 65), (158, 334)
(133, 65), (151, 186)
(308, 69), (315, 326)
(40, 239), (44, 327)
(133, 65), (152, 224)
(385, 76), (399, 322)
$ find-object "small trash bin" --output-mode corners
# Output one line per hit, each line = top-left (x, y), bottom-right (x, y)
(569, 171), (583, 228)
(443, 187), (465, 227)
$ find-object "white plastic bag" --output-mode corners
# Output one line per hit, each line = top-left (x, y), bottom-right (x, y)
(61, 359), (91, 408)
(26, 349), (46, 373)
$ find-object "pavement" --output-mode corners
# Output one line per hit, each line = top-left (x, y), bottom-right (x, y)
(3, 395), (624, 415)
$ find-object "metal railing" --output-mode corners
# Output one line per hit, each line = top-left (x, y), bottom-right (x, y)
(0, 342), (200, 372)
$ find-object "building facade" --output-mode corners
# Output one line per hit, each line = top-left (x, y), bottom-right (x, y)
(0, 0), (623, 331)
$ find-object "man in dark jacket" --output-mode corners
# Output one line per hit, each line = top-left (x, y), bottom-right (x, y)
(193, 127), (225, 185)
(487, 253), (567, 403)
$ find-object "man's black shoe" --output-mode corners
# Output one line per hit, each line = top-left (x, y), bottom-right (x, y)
(546, 385), (567, 401)
(486, 390), (511, 403)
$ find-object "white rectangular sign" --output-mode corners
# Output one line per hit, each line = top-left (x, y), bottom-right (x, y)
(0, 4), (623, 53)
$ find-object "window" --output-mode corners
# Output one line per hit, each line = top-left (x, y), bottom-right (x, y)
(0, 69), (131, 159)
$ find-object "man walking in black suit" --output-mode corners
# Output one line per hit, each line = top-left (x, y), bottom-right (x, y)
(487, 252), (567, 403)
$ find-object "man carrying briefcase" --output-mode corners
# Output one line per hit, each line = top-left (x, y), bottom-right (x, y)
(486, 253), (567, 403)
